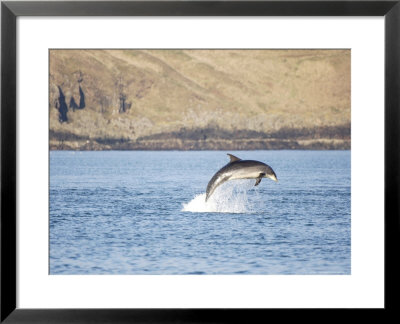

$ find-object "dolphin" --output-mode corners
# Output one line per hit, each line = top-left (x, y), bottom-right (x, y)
(205, 153), (278, 202)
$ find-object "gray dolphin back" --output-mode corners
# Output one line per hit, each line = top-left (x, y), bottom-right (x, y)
(206, 166), (231, 201)
(205, 154), (247, 201)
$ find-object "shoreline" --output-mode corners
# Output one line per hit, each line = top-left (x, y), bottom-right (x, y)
(50, 138), (350, 151)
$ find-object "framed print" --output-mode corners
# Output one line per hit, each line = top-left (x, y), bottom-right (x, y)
(1, 0), (399, 322)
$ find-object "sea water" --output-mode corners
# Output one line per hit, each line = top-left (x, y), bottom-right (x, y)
(50, 150), (350, 274)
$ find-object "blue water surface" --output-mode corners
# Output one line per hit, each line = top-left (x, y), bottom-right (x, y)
(50, 150), (351, 275)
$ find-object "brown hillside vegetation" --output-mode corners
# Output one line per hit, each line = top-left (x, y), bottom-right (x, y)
(49, 49), (350, 150)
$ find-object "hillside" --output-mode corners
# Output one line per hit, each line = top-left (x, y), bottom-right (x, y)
(49, 49), (350, 150)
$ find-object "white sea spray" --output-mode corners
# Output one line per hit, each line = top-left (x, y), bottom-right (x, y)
(182, 180), (256, 213)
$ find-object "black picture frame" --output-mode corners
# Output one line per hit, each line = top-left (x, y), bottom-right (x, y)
(1, 0), (399, 322)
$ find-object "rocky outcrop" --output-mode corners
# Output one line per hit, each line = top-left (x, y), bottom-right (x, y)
(49, 49), (351, 150)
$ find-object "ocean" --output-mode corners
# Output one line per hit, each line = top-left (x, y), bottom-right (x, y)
(50, 150), (350, 275)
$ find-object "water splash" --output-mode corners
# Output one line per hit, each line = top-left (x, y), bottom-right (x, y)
(182, 180), (256, 213)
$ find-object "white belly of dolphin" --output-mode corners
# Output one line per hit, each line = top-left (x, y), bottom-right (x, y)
(228, 169), (263, 180)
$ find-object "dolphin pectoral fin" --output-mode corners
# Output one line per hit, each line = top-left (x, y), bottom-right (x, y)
(255, 173), (265, 186)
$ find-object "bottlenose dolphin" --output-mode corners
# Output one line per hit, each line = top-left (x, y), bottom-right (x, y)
(205, 154), (278, 201)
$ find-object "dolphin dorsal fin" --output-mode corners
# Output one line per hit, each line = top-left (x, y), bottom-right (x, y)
(227, 153), (241, 163)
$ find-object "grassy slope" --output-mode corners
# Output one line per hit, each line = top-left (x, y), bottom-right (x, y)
(49, 49), (350, 150)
